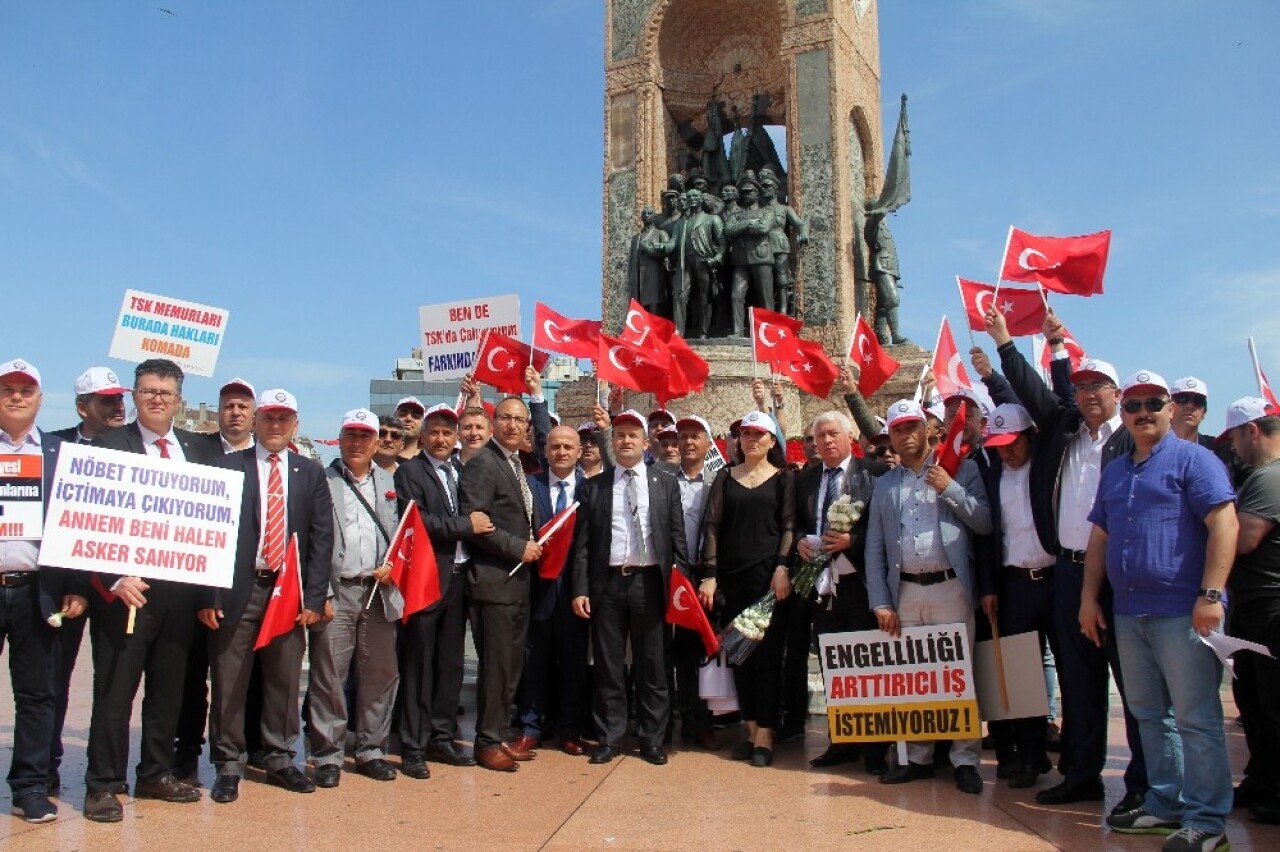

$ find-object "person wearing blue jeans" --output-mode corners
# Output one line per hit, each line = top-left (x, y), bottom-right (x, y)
(1081, 370), (1237, 852)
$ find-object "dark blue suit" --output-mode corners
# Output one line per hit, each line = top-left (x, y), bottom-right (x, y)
(515, 470), (590, 742)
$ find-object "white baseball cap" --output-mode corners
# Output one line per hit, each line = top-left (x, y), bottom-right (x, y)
(612, 408), (647, 429)
(1120, 369), (1169, 398)
(219, 377), (256, 399)
(943, 387), (983, 407)
(738, 410), (781, 441)
(424, 403), (458, 422)
(1218, 396), (1280, 441)
(340, 408), (378, 433)
(74, 366), (127, 396)
(1071, 358), (1120, 387)
(1170, 376), (1208, 399)
(257, 388), (298, 414)
(886, 399), (925, 428)
(395, 396), (425, 413)
(984, 403), (1034, 448)
(0, 358), (41, 387)
(675, 415), (711, 436)
(925, 402), (945, 423)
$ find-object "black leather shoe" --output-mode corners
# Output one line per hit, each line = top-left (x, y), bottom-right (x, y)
(425, 741), (477, 767)
(809, 746), (859, 768)
(84, 791), (123, 822)
(639, 746), (668, 766)
(1036, 777), (1105, 805)
(1235, 783), (1272, 809)
(210, 775), (240, 804)
(401, 757), (431, 779)
(1110, 790), (1146, 815)
(266, 766), (316, 794)
(863, 752), (889, 776)
(357, 758), (397, 781)
(315, 765), (341, 788)
(1250, 798), (1280, 824)
(134, 772), (201, 803)
(879, 762), (935, 785)
(589, 746), (619, 765)
(954, 765), (983, 794)
(750, 747), (773, 768)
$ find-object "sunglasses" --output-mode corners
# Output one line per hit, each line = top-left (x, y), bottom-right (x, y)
(1122, 398), (1169, 414)
(378, 429), (404, 440)
(1171, 394), (1206, 408)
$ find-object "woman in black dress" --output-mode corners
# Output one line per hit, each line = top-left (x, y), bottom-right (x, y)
(699, 411), (795, 767)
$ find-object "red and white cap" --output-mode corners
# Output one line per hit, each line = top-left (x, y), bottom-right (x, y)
(1170, 376), (1208, 398)
(74, 366), (127, 396)
(943, 387), (983, 407)
(395, 396), (426, 413)
(257, 388), (298, 413)
(1071, 358), (1120, 387)
(219, 377), (256, 399)
(340, 408), (378, 433)
(612, 408), (647, 429)
(675, 414), (711, 436)
(1121, 369), (1169, 398)
(738, 410), (780, 440)
(0, 358), (41, 387)
(425, 403), (458, 422)
(886, 399), (925, 428)
(983, 403), (1034, 448)
(1218, 397), (1280, 441)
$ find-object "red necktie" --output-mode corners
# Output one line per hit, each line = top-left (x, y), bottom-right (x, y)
(264, 453), (285, 570)
(155, 437), (171, 459)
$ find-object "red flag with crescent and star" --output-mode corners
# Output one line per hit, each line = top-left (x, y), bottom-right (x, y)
(847, 313), (900, 397)
(957, 277), (1047, 337)
(931, 316), (974, 399)
(619, 300), (673, 369)
(783, 338), (839, 398)
(597, 332), (669, 395)
(536, 504), (578, 580)
(533, 303), (601, 360)
(1036, 323), (1086, 375)
(658, 334), (710, 405)
(472, 331), (550, 395)
(665, 569), (719, 657)
(934, 400), (970, 477)
(255, 534), (302, 650)
(1000, 227), (1110, 296)
(750, 307), (804, 367)
(386, 505), (442, 624)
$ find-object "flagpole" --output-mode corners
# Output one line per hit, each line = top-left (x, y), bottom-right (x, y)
(845, 316), (861, 372)
(1249, 336), (1267, 395)
(993, 225), (1014, 301)
(368, 508), (414, 611)
(954, 276), (976, 347)
(749, 307), (759, 380)
(509, 502), (579, 576)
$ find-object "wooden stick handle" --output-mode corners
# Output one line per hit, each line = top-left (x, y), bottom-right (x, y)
(126, 604), (138, 635)
(988, 613), (1010, 713)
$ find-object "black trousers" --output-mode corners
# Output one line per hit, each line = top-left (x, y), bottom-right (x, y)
(85, 581), (196, 792)
(469, 594), (530, 751)
(1230, 595), (1280, 796)
(516, 583), (590, 741)
(399, 571), (468, 755)
(672, 625), (713, 735)
(989, 567), (1058, 768)
(592, 566), (668, 748)
(812, 573), (887, 761)
(1, 582), (56, 799)
(778, 592), (812, 728)
(49, 604), (86, 774)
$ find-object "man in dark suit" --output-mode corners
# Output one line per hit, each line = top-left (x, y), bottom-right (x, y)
(394, 403), (491, 777)
(83, 358), (221, 822)
(0, 358), (89, 823)
(458, 396), (543, 772)
(199, 388), (334, 804)
(571, 409), (689, 766)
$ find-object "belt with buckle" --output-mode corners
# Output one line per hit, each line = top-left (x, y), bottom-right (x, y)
(1004, 564), (1054, 582)
(339, 575), (375, 586)
(612, 564), (656, 577)
(254, 569), (278, 584)
(899, 568), (957, 586)
(0, 571), (35, 588)
(1059, 548), (1086, 564)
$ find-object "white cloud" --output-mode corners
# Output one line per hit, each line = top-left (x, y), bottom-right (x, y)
(1208, 265), (1280, 343)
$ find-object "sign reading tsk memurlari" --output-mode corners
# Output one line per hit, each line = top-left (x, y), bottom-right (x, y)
(419, 295), (520, 381)
(109, 289), (230, 378)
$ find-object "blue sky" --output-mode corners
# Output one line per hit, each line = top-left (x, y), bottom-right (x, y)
(2, 0), (1277, 437)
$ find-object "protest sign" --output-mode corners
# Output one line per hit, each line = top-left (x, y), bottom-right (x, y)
(973, 631), (1050, 721)
(819, 624), (981, 743)
(703, 443), (727, 476)
(0, 455), (43, 539)
(38, 444), (243, 588)
(109, 289), (230, 378)
(418, 294), (521, 381)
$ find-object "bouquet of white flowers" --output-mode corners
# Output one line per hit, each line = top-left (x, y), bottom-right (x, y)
(825, 494), (864, 534)
(718, 556), (828, 665)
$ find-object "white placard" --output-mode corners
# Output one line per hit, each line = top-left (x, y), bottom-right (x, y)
(37, 443), (243, 589)
(418, 294), (520, 381)
(973, 631), (1051, 721)
(0, 454), (43, 539)
(109, 289), (230, 378)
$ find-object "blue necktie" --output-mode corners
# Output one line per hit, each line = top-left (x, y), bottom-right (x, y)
(555, 480), (568, 513)
(820, 467), (841, 533)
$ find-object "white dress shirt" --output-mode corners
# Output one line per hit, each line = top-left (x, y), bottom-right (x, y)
(433, 457), (468, 564)
(1057, 413), (1121, 550)
(999, 463), (1055, 569)
(221, 433), (254, 455)
(815, 456), (852, 535)
(0, 428), (40, 572)
(609, 463), (652, 567)
(138, 422), (187, 462)
(255, 443), (291, 569)
(337, 465), (378, 578)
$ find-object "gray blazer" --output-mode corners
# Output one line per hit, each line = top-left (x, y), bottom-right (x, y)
(326, 460), (404, 622)
(864, 457), (992, 611)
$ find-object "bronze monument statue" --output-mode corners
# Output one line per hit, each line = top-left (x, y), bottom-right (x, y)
(864, 94), (913, 345)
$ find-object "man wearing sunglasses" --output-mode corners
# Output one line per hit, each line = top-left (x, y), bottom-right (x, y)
(1083, 371), (1237, 851)
(373, 416), (404, 475)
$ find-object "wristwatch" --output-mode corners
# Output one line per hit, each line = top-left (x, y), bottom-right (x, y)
(1199, 587), (1225, 603)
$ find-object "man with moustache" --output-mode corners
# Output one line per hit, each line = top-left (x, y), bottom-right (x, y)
(373, 415), (405, 475)
(394, 397), (427, 463)
(395, 403), (491, 776)
(459, 397), (543, 771)
(206, 378), (256, 454)
(1084, 372), (1236, 851)
(85, 359), (220, 822)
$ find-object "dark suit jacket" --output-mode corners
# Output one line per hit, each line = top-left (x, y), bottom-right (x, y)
(530, 469), (586, 620)
(792, 455), (887, 575)
(570, 465), (689, 603)
(211, 447), (334, 624)
(48, 424), (82, 443)
(31, 430), (90, 619)
(394, 451), (472, 611)
(459, 440), (541, 605)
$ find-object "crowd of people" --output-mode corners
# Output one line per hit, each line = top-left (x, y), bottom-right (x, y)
(1, 305), (1277, 852)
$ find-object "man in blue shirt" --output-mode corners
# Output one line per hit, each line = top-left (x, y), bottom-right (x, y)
(1080, 370), (1237, 852)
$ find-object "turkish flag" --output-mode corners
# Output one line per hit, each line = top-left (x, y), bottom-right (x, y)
(598, 332), (670, 395)
(472, 332), (550, 395)
(1035, 323), (1086, 377)
(665, 569), (719, 657)
(534, 303), (601, 360)
(934, 401), (970, 477)
(620, 300), (673, 369)
(751, 307), (804, 367)
(957, 277), (1047, 337)
(1262, 372), (1280, 410)
(931, 316), (974, 399)
(848, 314), (900, 397)
(782, 339), (838, 398)
(385, 506), (442, 624)
(1000, 228), (1110, 296)
(536, 504), (578, 580)
(658, 334), (710, 405)
(255, 534), (302, 650)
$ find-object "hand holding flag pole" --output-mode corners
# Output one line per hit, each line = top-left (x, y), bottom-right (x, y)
(509, 501), (580, 576)
(367, 508), (413, 611)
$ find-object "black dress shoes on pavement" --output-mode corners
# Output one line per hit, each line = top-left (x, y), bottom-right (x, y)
(954, 766), (983, 795)
(879, 762), (935, 785)
(266, 766), (316, 794)
(1036, 776), (1106, 805)
(426, 741), (478, 767)
(589, 746), (620, 765)
(84, 791), (124, 822)
(401, 756), (431, 780)
(315, 765), (341, 788)
(809, 746), (859, 768)
(357, 759), (398, 781)
(134, 772), (201, 803)
(639, 746), (668, 766)
(210, 775), (240, 804)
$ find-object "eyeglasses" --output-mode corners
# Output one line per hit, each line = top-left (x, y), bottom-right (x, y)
(1075, 382), (1115, 394)
(378, 429), (404, 440)
(1171, 394), (1206, 408)
(872, 446), (893, 458)
(1122, 398), (1169, 414)
(495, 414), (529, 425)
(135, 389), (178, 402)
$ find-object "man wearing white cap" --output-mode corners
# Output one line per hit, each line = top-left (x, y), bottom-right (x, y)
(1219, 397), (1280, 824)
(201, 389), (335, 803)
(985, 308), (1148, 811)
(865, 399), (991, 793)
(0, 359), (88, 823)
(394, 396), (427, 463)
(85, 359), (221, 822)
(307, 408), (402, 787)
(1083, 371), (1237, 850)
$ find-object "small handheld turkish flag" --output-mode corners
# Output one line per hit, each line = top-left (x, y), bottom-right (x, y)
(957, 277), (1046, 337)
(620, 300), (674, 369)
(597, 333), (669, 395)
(750, 307), (804, 367)
(472, 332), (550, 395)
(1000, 227), (1110, 296)
(783, 339), (838, 398)
(847, 314), (900, 397)
(1036, 323), (1086, 377)
(666, 569), (719, 657)
(658, 334), (709, 405)
(255, 534), (302, 650)
(533, 303), (601, 360)
(930, 316), (974, 399)
(386, 506), (442, 624)
(934, 401), (970, 478)
(536, 504), (578, 580)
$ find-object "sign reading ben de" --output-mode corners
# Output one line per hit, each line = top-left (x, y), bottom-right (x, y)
(37, 444), (244, 589)
(109, 289), (230, 378)
(419, 295), (520, 381)
(819, 624), (981, 743)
